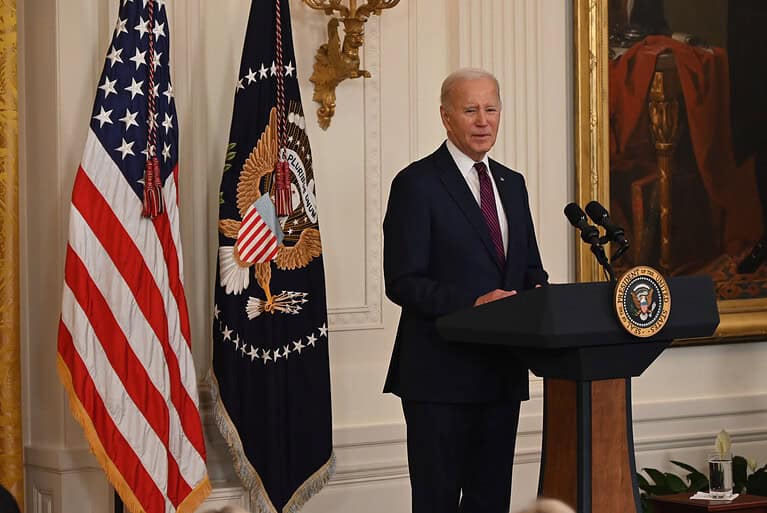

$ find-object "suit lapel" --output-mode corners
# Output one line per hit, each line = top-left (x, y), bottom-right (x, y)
(435, 144), (503, 270)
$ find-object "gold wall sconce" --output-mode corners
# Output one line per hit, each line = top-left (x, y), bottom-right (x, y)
(303, 0), (400, 130)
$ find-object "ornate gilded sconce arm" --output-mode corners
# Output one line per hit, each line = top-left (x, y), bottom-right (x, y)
(303, 0), (400, 130)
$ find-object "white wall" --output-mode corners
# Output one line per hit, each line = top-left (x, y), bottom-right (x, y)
(19, 0), (767, 512)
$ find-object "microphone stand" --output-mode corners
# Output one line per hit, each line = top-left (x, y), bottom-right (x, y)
(593, 233), (630, 283)
(590, 241), (616, 282)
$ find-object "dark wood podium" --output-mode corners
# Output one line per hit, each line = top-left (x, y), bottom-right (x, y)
(436, 276), (719, 513)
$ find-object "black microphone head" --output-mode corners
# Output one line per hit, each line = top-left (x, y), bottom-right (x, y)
(564, 202), (587, 227)
(565, 202), (601, 244)
(585, 200), (629, 249)
(585, 200), (608, 224)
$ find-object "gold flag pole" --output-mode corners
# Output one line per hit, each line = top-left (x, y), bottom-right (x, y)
(0, 0), (24, 509)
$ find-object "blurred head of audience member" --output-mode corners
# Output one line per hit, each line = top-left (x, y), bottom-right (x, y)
(516, 497), (576, 513)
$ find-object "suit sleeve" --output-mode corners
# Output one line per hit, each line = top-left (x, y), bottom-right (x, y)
(383, 170), (477, 317)
(520, 179), (549, 289)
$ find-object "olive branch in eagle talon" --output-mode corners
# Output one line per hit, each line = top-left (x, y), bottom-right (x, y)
(218, 107), (322, 315)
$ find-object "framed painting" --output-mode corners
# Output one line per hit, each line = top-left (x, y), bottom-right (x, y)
(573, 0), (767, 343)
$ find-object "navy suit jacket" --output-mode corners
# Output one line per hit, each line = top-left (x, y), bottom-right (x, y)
(383, 142), (548, 403)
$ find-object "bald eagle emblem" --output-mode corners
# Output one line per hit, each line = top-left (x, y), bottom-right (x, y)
(218, 105), (322, 318)
(630, 284), (655, 321)
(614, 266), (671, 338)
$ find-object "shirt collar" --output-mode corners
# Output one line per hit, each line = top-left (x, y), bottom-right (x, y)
(445, 138), (491, 180)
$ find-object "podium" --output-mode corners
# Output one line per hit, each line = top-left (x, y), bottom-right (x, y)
(436, 276), (719, 513)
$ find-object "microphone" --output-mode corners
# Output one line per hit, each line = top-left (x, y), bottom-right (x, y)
(564, 203), (600, 246)
(564, 202), (615, 282)
(585, 201), (629, 248)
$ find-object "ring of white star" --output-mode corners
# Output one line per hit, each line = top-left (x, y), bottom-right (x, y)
(214, 304), (328, 365)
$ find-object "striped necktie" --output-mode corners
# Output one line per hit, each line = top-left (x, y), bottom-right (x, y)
(474, 161), (505, 267)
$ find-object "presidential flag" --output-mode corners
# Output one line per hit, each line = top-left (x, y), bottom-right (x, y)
(56, 1), (211, 512)
(209, 0), (334, 511)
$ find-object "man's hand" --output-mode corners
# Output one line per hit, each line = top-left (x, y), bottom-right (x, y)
(474, 289), (517, 306)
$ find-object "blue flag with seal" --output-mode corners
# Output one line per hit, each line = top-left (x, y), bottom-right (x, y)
(209, 0), (334, 511)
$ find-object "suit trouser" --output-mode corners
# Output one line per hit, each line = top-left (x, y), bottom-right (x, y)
(401, 398), (521, 513)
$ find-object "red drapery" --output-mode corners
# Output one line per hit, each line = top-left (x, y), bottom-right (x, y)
(610, 35), (762, 253)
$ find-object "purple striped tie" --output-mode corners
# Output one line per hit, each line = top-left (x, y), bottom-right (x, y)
(475, 162), (505, 267)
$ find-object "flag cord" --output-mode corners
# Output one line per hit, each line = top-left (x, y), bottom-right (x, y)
(273, 0), (293, 216)
(142, 0), (164, 218)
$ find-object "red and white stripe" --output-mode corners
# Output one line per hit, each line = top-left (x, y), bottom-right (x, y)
(58, 129), (209, 513)
(235, 203), (279, 264)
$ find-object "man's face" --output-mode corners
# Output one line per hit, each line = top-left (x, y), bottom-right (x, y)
(440, 77), (501, 162)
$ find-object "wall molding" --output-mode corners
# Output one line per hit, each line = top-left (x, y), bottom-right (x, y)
(633, 392), (767, 422)
(188, 390), (767, 487)
(326, 14), (384, 332)
(636, 427), (767, 453)
(30, 486), (53, 513)
(25, 447), (100, 474)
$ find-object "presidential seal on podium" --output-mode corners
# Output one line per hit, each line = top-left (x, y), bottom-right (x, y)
(614, 266), (671, 338)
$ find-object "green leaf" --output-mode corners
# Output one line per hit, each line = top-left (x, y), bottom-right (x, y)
(644, 468), (669, 490)
(664, 473), (688, 493)
(227, 151), (237, 161)
(747, 470), (767, 496)
(688, 473), (709, 492)
(670, 460), (707, 490)
(637, 473), (651, 490)
(734, 456), (748, 491)
(223, 164), (231, 173)
(228, 142), (236, 151)
(219, 191), (225, 205)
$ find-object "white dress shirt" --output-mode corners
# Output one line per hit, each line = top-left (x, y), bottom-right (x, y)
(445, 138), (509, 256)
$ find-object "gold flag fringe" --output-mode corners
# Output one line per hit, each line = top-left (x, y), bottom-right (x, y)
(207, 370), (336, 513)
(57, 355), (212, 513)
(282, 452), (335, 513)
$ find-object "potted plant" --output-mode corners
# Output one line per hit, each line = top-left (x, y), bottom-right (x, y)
(637, 430), (767, 513)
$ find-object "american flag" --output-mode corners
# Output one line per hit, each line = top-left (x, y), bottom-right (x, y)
(56, 1), (211, 512)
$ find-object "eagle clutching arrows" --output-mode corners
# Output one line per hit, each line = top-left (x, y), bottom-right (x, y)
(218, 107), (322, 318)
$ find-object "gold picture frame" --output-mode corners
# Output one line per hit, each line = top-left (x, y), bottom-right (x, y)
(572, 0), (767, 344)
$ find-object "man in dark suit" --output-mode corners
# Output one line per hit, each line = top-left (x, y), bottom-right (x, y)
(0, 484), (21, 513)
(383, 68), (548, 513)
